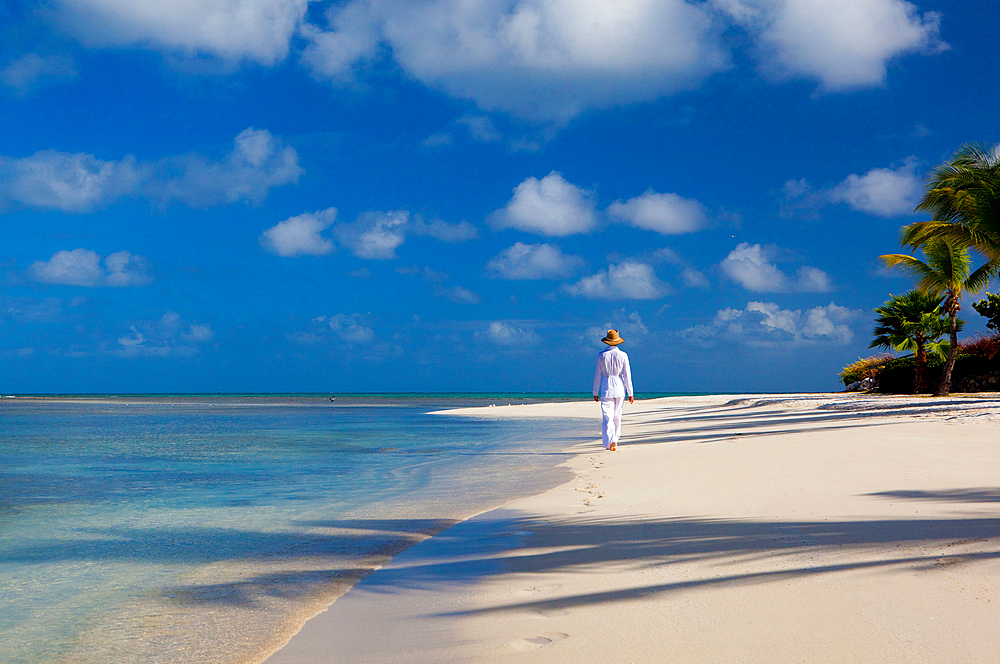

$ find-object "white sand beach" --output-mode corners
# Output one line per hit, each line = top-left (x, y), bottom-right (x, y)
(263, 394), (1000, 663)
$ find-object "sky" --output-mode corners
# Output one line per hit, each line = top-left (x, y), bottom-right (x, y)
(2, 0), (999, 394)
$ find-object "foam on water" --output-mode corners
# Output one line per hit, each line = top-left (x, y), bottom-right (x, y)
(0, 395), (591, 664)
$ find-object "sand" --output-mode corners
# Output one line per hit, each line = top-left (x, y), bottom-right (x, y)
(262, 393), (1000, 663)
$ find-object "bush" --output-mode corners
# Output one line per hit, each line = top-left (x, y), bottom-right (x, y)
(839, 354), (893, 385)
(957, 334), (1000, 360)
(874, 351), (1000, 394)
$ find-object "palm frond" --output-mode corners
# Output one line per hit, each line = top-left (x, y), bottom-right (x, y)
(966, 260), (1000, 294)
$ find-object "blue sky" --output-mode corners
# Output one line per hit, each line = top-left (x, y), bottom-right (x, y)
(2, 0), (998, 394)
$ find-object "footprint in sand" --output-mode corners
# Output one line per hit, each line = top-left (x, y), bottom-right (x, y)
(510, 632), (569, 651)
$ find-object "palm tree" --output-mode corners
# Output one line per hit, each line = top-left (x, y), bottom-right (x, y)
(870, 291), (952, 393)
(880, 239), (992, 395)
(902, 143), (1000, 262)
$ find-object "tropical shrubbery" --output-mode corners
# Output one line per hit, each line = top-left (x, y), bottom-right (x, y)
(845, 334), (1000, 393)
(842, 142), (1000, 394)
(838, 354), (893, 386)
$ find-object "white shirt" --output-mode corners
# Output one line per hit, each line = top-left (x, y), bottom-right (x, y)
(593, 346), (633, 399)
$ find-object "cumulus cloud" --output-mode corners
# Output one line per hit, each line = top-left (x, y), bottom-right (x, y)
(1, 53), (77, 96)
(0, 151), (142, 213)
(0, 128), (300, 214)
(42, 1), (945, 121)
(680, 267), (711, 289)
(490, 171), (597, 236)
(784, 157), (923, 218)
(28, 248), (151, 287)
(56, 0), (310, 65)
(114, 311), (214, 357)
(259, 208), (337, 257)
(722, 0), (946, 91)
(152, 128), (302, 207)
(607, 190), (707, 234)
(827, 157), (923, 216)
(720, 243), (831, 293)
(335, 210), (409, 259)
(487, 321), (539, 346)
(565, 262), (668, 300)
(680, 300), (859, 347)
(303, 0), (730, 121)
(305, 313), (375, 346)
(297, 0), (944, 121)
(486, 242), (584, 280)
(266, 209), (476, 260)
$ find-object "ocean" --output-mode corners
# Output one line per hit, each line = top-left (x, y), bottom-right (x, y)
(0, 394), (597, 664)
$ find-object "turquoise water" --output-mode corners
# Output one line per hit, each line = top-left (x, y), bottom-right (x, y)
(0, 395), (600, 664)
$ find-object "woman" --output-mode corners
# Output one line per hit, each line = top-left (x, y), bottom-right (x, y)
(592, 329), (634, 451)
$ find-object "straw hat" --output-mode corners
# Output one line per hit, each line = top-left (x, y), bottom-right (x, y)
(601, 329), (624, 345)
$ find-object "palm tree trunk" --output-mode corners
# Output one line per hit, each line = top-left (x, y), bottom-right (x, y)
(914, 342), (927, 393)
(935, 306), (959, 396)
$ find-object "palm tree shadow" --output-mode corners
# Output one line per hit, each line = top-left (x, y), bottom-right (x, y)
(621, 396), (1000, 447)
(345, 506), (1000, 617)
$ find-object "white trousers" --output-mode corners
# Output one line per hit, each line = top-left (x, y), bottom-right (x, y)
(600, 397), (625, 449)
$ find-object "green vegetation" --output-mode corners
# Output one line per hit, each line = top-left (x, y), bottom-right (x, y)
(972, 292), (1000, 332)
(868, 291), (954, 393)
(839, 354), (892, 386)
(841, 142), (1000, 394)
(879, 239), (990, 395)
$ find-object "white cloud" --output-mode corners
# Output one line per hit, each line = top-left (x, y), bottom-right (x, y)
(490, 171), (597, 236)
(266, 209), (476, 260)
(44, 1), (944, 122)
(1, 53), (76, 96)
(409, 217), (479, 243)
(487, 321), (539, 346)
(304, 0), (730, 122)
(606, 190), (707, 234)
(28, 248), (151, 287)
(486, 242), (584, 280)
(152, 128), (302, 207)
(56, 0), (310, 65)
(309, 313), (375, 346)
(828, 157), (922, 216)
(260, 208), (337, 257)
(565, 262), (667, 300)
(681, 300), (859, 347)
(0, 128), (300, 213)
(0, 151), (142, 213)
(438, 285), (480, 304)
(720, 243), (831, 293)
(113, 311), (214, 357)
(103, 251), (153, 286)
(335, 210), (409, 259)
(300, 0), (944, 121)
(721, 0), (945, 90)
(680, 267), (710, 289)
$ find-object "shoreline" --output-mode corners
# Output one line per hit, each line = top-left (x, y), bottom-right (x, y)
(263, 393), (1000, 663)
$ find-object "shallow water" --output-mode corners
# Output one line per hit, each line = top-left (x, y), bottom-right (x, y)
(0, 395), (592, 664)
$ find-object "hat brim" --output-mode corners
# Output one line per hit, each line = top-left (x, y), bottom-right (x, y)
(601, 337), (624, 345)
